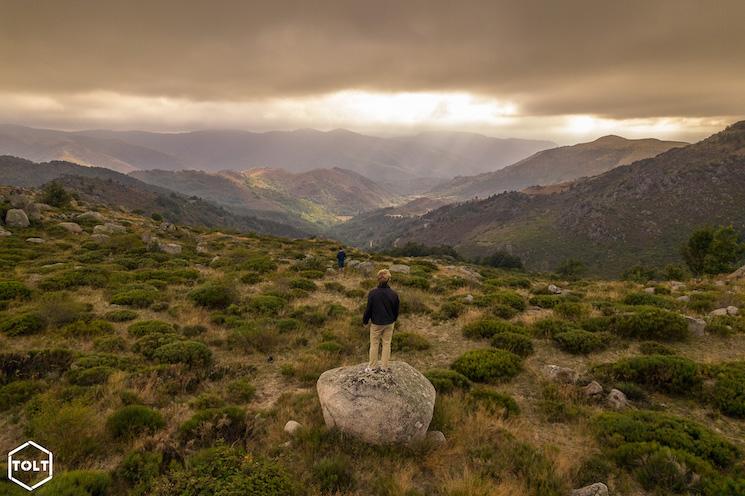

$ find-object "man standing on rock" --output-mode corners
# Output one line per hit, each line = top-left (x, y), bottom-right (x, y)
(363, 268), (399, 372)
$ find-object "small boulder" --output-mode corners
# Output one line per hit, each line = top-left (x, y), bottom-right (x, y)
(547, 284), (562, 294)
(347, 259), (360, 269)
(608, 388), (628, 409)
(5, 209), (30, 228)
(59, 222), (83, 234)
(196, 243), (209, 254)
(572, 482), (609, 496)
(389, 264), (410, 274)
(0, 228), (11, 237)
(283, 420), (302, 436)
(159, 243), (182, 255)
(9, 193), (32, 208)
(91, 233), (110, 243)
(93, 223), (126, 235)
(463, 294), (474, 304)
(26, 237), (45, 244)
(727, 306), (739, 316)
(77, 211), (105, 222)
(326, 267), (336, 275)
(542, 364), (577, 384)
(710, 308), (729, 317)
(160, 222), (177, 232)
(729, 265), (745, 279)
(316, 361), (436, 445)
(357, 261), (376, 276)
(676, 295), (690, 303)
(426, 430), (446, 446)
(582, 381), (604, 398)
(643, 286), (656, 294)
(25, 203), (42, 222)
(685, 316), (707, 337)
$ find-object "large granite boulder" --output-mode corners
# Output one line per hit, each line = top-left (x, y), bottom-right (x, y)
(316, 362), (436, 445)
(5, 209), (30, 228)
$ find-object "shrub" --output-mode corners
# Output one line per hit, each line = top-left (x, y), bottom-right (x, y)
(687, 292), (718, 313)
(40, 181), (72, 207)
(151, 444), (295, 496)
(553, 330), (611, 354)
(391, 332), (431, 352)
(247, 295), (287, 315)
(111, 288), (158, 308)
(608, 308), (689, 341)
(602, 355), (702, 395)
(93, 335), (127, 353)
(683, 225), (745, 276)
(276, 318), (300, 332)
(399, 275), (430, 290)
(424, 368), (472, 394)
(107, 405), (165, 439)
(463, 318), (525, 339)
(531, 318), (578, 338)
(623, 291), (676, 309)
(128, 320), (173, 337)
(467, 387), (519, 417)
(153, 341), (213, 368)
(289, 277), (317, 291)
(117, 449), (161, 491)
(0, 280), (31, 301)
(133, 333), (181, 359)
(189, 283), (237, 309)
(104, 309), (138, 322)
(0, 380), (45, 411)
(0, 312), (46, 336)
(490, 303), (518, 319)
(529, 295), (564, 308)
(39, 267), (109, 290)
(553, 301), (589, 320)
(26, 399), (102, 466)
(178, 407), (246, 445)
(228, 325), (279, 353)
(182, 324), (207, 337)
(68, 366), (115, 386)
(435, 301), (466, 320)
(489, 290), (526, 311)
(639, 341), (676, 355)
(226, 379), (256, 403)
(451, 349), (522, 383)
(491, 332), (534, 357)
(36, 470), (110, 496)
(62, 319), (114, 338)
(313, 456), (356, 493)
(710, 362), (745, 418)
(480, 250), (523, 269)
(37, 293), (92, 326)
(580, 315), (613, 333)
(240, 272), (262, 285)
(0, 349), (74, 382)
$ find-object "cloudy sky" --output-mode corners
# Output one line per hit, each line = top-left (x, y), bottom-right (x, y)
(1, 0), (743, 143)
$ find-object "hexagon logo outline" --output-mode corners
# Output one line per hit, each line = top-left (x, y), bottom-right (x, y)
(7, 440), (54, 491)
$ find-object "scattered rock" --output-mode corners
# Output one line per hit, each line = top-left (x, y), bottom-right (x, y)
(685, 316), (707, 337)
(715, 280), (726, 287)
(9, 193), (32, 208)
(463, 294), (474, 304)
(316, 361), (436, 445)
(93, 223), (126, 235)
(90, 234), (110, 243)
(159, 243), (182, 255)
(347, 259), (360, 269)
(644, 286), (656, 294)
(77, 211), (105, 222)
(426, 430), (446, 446)
(283, 420), (302, 436)
(710, 308), (729, 317)
(676, 295), (690, 302)
(547, 284), (562, 294)
(160, 222), (177, 232)
(582, 381), (604, 398)
(607, 388), (629, 409)
(58, 222), (82, 234)
(729, 265), (745, 279)
(389, 264), (410, 274)
(572, 482), (609, 496)
(0, 228), (10, 237)
(727, 306), (739, 316)
(542, 365), (577, 384)
(196, 243), (209, 254)
(326, 267), (337, 275)
(5, 209), (30, 228)
(25, 203), (42, 222)
(26, 237), (45, 244)
(669, 281), (686, 290)
(357, 261), (376, 276)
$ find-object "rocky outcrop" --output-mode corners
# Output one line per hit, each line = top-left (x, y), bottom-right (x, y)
(77, 211), (105, 222)
(542, 364), (577, 384)
(59, 222), (83, 234)
(316, 362), (436, 445)
(5, 209), (30, 228)
(93, 223), (126, 235)
(608, 388), (628, 409)
(389, 264), (410, 274)
(685, 316), (707, 337)
(572, 482), (609, 496)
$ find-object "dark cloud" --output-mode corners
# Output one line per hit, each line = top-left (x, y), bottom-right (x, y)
(0, 0), (743, 124)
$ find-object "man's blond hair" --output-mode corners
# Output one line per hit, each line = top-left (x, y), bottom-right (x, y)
(377, 269), (391, 282)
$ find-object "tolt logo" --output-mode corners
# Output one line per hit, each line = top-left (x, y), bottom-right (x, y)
(7, 441), (53, 491)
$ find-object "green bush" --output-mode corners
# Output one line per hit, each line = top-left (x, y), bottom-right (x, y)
(601, 355), (702, 395)
(189, 283), (237, 309)
(623, 291), (676, 309)
(553, 301), (589, 320)
(609, 308), (689, 341)
(67, 365), (115, 386)
(276, 318), (300, 332)
(178, 407), (246, 445)
(117, 449), (161, 491)
(128, 320), (174, 337)
(491, 332), (534, 357)
(424, 368), (472, 394)
(93, 335), (127, 353)
(39, 267), (109, 290)
(0, 312), (46, 336)
(451, 349), (522, 383)
(0, 380), (45, 411)
(107, 405), (165, 440)
(247, 295), (287, 315)
(182, 324), (207, 337)
(151, 444), (296, 496)
(391, 332), (431, 352)
(531, 318), (578, 338)
(529, 295), (564, 308)
(37, 293), (92, 326)
(62, 319), (114, 338)
(289, 277), (317, 291)
(111, 288), (159, 308)
(490, 303), (518, 319)
(435, 301), (466, 320)
(313, 456), (355, 493)
(467, 387), (519, 417)
(639, 341), (676, 355)
(36, 470), (110, 496)
(228, 325), (279, 353)
(0, 349), (74, 382)
(710, 362), (745, 418)
(104, 309), (138, 322)
(463, 318), (525, 339)
(553, 330), (611, 354)
(490, 290), (526, 311)
(153, 341), (213, 368)
(240, 272), (262, 285)
(226, 379), (256, 403)
(0, 280), (31, 300)
(399, 275), (430, 290)
(239, 255), (277, 273)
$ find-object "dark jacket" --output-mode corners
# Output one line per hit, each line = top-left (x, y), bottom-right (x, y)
(337, 250), (346, 262)
(362, 282), (399, 325)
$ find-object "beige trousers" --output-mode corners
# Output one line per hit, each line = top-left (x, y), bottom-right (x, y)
(369, 323), (395, 369)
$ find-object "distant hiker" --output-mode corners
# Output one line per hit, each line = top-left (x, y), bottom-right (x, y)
(363, 269), (399, 372)
(336, 248), (346, 272)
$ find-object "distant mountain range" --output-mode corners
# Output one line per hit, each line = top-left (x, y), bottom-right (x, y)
(130, 167), (403, 227)
(429, 135), (687, 200)
(0, 156), (308, 238)
(0, 124), (554, 193)
(334, 121), (745, 275)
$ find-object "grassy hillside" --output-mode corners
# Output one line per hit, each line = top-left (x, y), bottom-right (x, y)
(0, 186), (744, 495)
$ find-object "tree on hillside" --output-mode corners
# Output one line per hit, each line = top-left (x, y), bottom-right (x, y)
(682, 226), (745, 275)
(556, 259), (586, 280)
(480, 250), (523, 269)
(40, 181), (72, 208)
